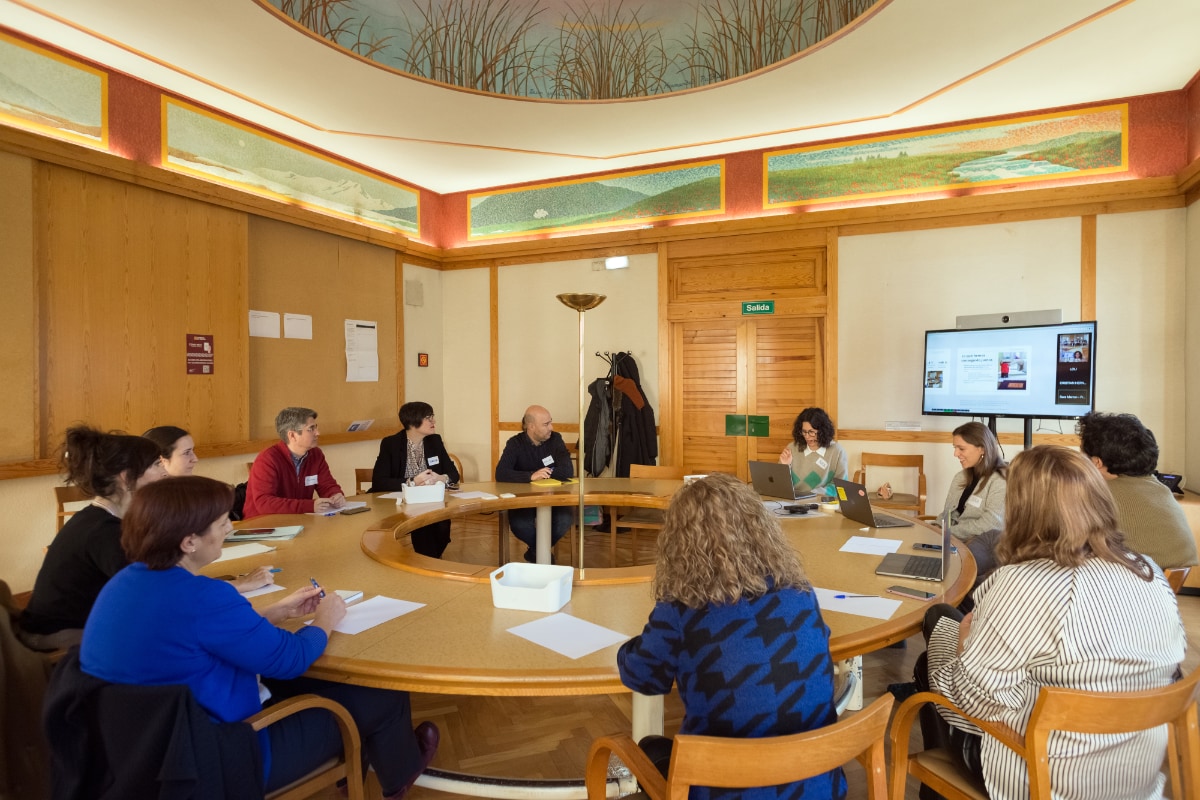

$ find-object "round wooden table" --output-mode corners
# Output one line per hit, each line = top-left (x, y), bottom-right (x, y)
(218, 478), (974, 692)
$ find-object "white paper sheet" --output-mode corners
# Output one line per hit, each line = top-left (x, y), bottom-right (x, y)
(214, 543), (275, 562)
(248, 310), (280, 338)
(450, 491), (499, 500)
(241, 583), (286, 599)
(507, 613), (630, 660)
(330, 596), (424, 635)
(283, 313), (312, 339)
(839, 536), (902, 555)
(813, 587), (901, 620)
(344, 319), (378, 382)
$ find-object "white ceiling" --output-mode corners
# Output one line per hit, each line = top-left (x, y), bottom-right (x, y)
(3, 0), (1198, 195)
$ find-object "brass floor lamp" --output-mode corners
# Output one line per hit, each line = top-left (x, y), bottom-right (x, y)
(556, 292), (605, 578)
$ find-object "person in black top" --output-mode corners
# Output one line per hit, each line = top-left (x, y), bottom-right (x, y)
(371, 402), (460, 558)
(19, 426), (166, 651)
(495, 405), (573, 562)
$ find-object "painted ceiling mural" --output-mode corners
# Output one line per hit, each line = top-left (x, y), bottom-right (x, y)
(261, 0), (878, 99)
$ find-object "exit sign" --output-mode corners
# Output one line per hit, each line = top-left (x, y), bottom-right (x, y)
(742, 300), (774, 315)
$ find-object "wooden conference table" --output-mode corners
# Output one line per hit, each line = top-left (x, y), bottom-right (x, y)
(210, 478), (975, 699)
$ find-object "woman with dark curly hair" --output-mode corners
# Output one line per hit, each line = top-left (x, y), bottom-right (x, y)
(778, 407), (849, 496)
(617, 473), (843, 800)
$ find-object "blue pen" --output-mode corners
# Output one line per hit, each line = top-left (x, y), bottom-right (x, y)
(835, 594), (876, 599)
(269, 568), (282, 573)
(309, 577), (325, 598)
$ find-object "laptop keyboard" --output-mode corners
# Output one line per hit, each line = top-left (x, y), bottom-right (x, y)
(897, 555), (941, 579)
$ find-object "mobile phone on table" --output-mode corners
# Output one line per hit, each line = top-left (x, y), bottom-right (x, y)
(887, 585), (937, 601)
(913, 542), (957, 553)
(340, 506), (369, 515)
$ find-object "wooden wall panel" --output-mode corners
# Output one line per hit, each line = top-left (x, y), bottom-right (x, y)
(750, 317), (823, 462)
(679, 321), (739, 474)
(0, 152), (37, 461)
(37, 164), (249, 453)
(248, 217), (398, 439)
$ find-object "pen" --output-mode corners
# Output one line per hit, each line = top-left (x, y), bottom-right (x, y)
(236, 568), (282, 577)
(835, 594), (877, 599)
(309, 577), (325, 598)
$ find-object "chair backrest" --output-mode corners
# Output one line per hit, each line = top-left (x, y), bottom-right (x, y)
(354, 468), (373, 494)
(54, 485), (90, 532)
(629, 464), (687, 480)
(448, 452), (465, 483)
(854, 452), (926, 513)
(0, 580), (53, 799)
(1024, 666), (1200, 799)
(666, 694), (893, 800)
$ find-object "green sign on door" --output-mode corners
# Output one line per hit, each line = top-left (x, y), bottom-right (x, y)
(742, 300), (774, 315)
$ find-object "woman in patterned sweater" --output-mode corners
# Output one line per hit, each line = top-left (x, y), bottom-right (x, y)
(918, 446), (1185, 800)
(618, 473), (845, 800)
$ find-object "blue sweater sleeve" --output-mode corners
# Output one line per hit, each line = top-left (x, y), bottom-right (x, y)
(196, 580), (328, 679)
(617, 602), (681, 696)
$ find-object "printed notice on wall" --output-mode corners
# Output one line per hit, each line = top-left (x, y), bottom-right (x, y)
(249, 310), (280, 338)
(186, 334), (214, 375)
(344, 319), (378, 382)
(284, 313), (313, 340)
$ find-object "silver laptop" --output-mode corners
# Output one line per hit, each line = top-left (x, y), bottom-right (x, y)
(749, 461), (817, 501)
(875, 513), (952, 582)
(832, 478), (914, 528)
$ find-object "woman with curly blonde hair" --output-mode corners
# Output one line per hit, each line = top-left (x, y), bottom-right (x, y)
(618, 473), (844, 800)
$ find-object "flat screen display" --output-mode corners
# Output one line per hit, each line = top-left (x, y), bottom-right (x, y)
(922, 321), (1096, 419)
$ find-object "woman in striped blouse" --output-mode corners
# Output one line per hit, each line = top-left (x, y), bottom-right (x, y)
(919, 445), (1185, 799)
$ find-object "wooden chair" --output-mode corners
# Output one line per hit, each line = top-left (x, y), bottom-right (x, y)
(354, 467), (373, 495)
(610, 464), (687, 566)
(889, 666), (1200, 800)
(585, 694), (893, 800)
(54, 484), (90, 532)
(853, 453), (926, 515)
(447, 452), (465, 483)
(1165, 567), (1191, 593)
(251, 695), (365, 800)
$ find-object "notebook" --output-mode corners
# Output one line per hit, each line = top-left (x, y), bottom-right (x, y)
(832, 478), (914, 529)
(874, 514), (952, 582)
(749, 461), (818, 501)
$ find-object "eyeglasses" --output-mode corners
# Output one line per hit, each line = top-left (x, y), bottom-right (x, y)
(423, 415), (436, 421)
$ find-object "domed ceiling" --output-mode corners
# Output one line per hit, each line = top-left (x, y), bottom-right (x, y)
(262, 0), (877, 100)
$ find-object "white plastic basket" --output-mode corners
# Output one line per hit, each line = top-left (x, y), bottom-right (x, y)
(400, 482), (446, 504)
(489, 563), (574, 613)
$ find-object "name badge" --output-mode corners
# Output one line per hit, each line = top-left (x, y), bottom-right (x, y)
(427, 456), (440, 466)
(967, 495), (983, 509)
(304, 474), (318, 487)
(542, 455), (555, 466)
(815, 457), (828, 470)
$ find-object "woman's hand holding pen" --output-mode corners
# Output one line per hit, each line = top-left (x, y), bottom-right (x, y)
(231, 565), (276, 593)
(310, 588), (347, 636)
(531, 466), (553, 480)
(261, 584), (323, 625)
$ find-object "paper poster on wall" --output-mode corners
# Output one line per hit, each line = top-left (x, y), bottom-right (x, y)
(344, 319), (378, 382)
(249, 310), (280, 338)
(284, 313), (313, 339)
(185, 334), (214, 375)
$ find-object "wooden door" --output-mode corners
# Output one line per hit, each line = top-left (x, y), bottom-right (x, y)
(676, 315), (825, 477)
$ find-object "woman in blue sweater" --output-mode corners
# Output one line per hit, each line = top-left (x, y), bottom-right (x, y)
(80, 476), (438, 799)
(618, 473), (845, 800)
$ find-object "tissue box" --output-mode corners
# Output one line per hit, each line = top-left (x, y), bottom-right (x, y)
(400, 482), (446, 504)
(489, 563), (574, 612)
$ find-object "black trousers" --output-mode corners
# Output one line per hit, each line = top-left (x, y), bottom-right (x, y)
(262, 676), (420, 795)
(915, 604), (986, 788)
(411, 520), (452, 558)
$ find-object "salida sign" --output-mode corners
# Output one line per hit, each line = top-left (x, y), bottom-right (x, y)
(741, 301), (775, 315)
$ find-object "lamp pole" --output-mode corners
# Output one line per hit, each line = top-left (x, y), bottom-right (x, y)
(556, 293), (605, 579)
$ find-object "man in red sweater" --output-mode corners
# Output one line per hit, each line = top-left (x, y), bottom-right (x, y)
(243, 407), (346, 517)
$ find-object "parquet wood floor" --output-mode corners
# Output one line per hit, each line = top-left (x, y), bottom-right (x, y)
(311, 515), (1200, 800)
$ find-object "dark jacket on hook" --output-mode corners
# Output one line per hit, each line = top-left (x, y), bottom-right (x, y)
(583, 353), (658, 477)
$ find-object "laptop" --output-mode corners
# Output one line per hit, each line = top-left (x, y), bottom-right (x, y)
(832, 477), (914, 529)
(749, 461), (818, 501)
(874, 513), (952, 582)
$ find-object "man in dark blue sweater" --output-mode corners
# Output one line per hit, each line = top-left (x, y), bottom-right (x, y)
(495, 405), (574, 562)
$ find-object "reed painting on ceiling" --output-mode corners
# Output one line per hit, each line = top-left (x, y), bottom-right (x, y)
(0, 32), (106, 148)
(468, 160), (724, 240)
(764, 104), (1127, 208)
(162, 99), (420, 236)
